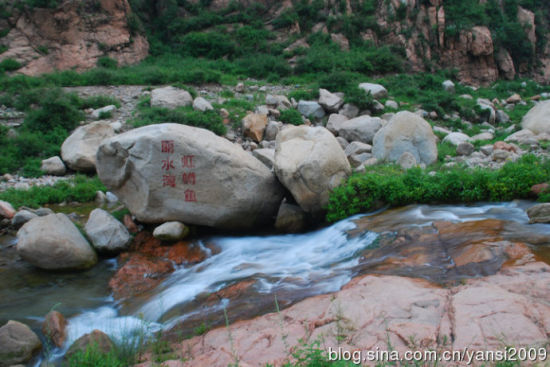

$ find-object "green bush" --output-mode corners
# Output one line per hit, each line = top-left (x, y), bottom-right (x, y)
(280, 109), (303, 125)
(131, 105), (226, 135)
(326, 155), (550, 222)
(179, 32), (235, 59)
(0, 58), (21, 72)
(24, 88), (84, 133)
(344, 86), (373, 110)
(97, 57), (118, 69)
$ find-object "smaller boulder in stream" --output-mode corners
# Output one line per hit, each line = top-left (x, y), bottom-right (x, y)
(85, 209), (131, 254)
(17, 213), (97, 270)
(0, 320), (42, 367)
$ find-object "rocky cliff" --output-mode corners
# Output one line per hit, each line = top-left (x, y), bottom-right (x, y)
(0, 0), (148, 75)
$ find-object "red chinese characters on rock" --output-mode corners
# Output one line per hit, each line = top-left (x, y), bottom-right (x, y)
(159, 141), (198, 202)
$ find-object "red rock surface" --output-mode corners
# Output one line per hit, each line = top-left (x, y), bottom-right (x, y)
(42, 310), (67, 348)
(0, 0), (148, 75)
(135, 262), (550, 367)
(109, 232), (209, 300)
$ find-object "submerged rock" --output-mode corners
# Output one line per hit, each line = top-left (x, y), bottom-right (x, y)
(0, 320), (41, 367)
(274, 126), (350, 214)
(96, 123), (284, 229)
(17, 214), (97, 270)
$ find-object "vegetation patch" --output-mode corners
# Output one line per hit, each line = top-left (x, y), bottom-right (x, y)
(327, 155), (550, 222)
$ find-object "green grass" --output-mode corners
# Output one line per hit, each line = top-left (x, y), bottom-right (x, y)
(0, 175), (105, 209)
(280, 109), (304, 125)
(327, 155), (550, 222)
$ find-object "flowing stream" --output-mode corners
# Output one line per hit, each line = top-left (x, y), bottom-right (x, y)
(1, 201), (549, 364)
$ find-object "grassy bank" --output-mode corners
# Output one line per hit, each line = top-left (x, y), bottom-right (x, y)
(0, 175), (105, 208)
(326, 155), (550, 222)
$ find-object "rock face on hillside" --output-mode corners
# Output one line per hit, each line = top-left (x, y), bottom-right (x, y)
(96, 123), (284, 229)
(0, 0), (148, 75)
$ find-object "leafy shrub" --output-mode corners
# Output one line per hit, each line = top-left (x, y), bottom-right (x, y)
(235, 54), (291, 79)
(178, 32), (235, 59)
(24, 88), (84, 133)
(79, 95), (121, 109)
(0, 58), (21, 72)
(97, 57), (118, 69)
(131, 105), (226, 135)
(280, 109), (303, 125)
(344, 86), (373, 110)
(327, 155), (550, 222)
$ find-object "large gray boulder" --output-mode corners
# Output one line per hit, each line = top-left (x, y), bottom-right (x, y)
(17, 214), (97, 270)
(61, 121), (115, 172)
(151, 86), (193, 109)
(337, 116), (383, 144)
(85, 209), (131, 253)
(358, 83), (388, 99)
(0, 320), (41, 367)
(522, 100), (550, 135)
(373, 111), (438, 166)
(96, 123), (284, 229)
(274, 126), (351, 214)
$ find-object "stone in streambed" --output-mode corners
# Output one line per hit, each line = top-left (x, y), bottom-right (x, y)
(42, 311), (67, 348)
(527, 203), (550, 224)
(65, 330), (114, 360)
(0, 320), (42, 367)
(17, 214), (97, 270)
(96, 123), (284, 229)
(85, 208), (131, 254)
(153, 221), (189, 241)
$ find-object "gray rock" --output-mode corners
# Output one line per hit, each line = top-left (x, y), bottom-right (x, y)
(370, 100), (384, 114)
(480, 144), (494, 156)
(339, 103), (359, 119)
(336, 136), (349, 150)
(274, 126), (351, 214)
(358, 83), (388, 99)
(40, 156), (66, 176)
(505, 129), (538, 145)
(492, 149), (511, 161)
(85, 209), (131, 253)
(192, 97), (214, 112)
(274, 201), (306, 233)
(96, 123), (284, 229)
(252, 148), (275, 169)
(17, 214), (97, 270)
(442, 132), (470, 146)
(11, 210), (38, 228)
(344, 141), (372, 156)
(385, 100), (399, 109)
(105, 192), (118, 203)
(91, 105), (116, 119)
(318, 89), (343, 113)
(0, 320), (41, 367)
(373, 111), (437, 166)
(470, 132), (494, 142)
(398, 152), (417, 170)
(0, 200), (15, 219)
(326, 113), (348, 135)
(35, 207), (54, 217)
(527, 203), (550, 224)
(266, 95), (291, 110)
(153, 221), (189, 241)
(151, 86), (193, 109)
(264, 121), (282, 141)
(337, 116), (383, 144)
(297, 101), (325, 119)
(522, 100), (550, 135)
(61, 121), (115, 172)
(349, 152), (371, 167)
(456, 142), (475, 156)
(496, 110), (510, 124)
(442, 80), (455, 93)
